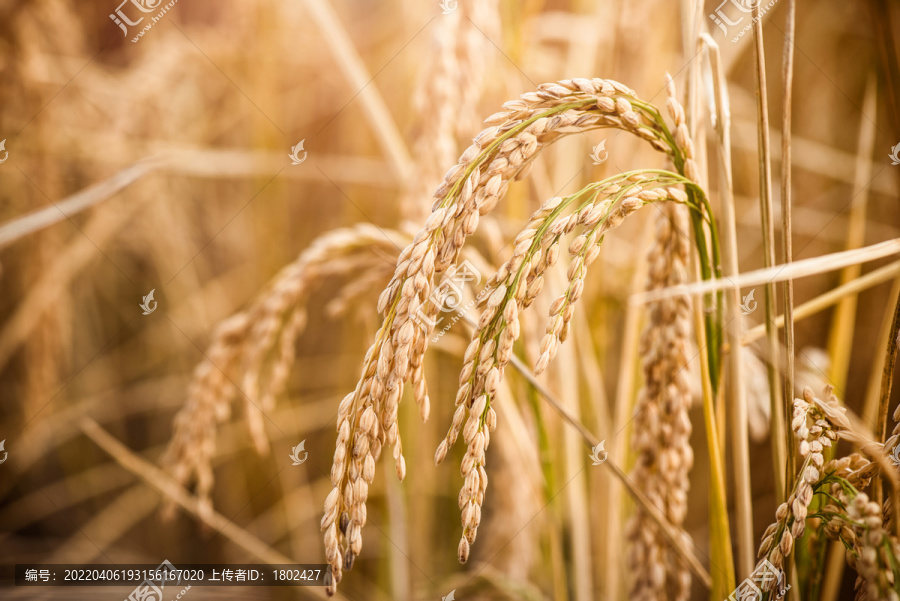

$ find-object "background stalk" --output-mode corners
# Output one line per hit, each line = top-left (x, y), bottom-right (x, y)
(752, 1), (786, 503)
(700, 33), (754, 582)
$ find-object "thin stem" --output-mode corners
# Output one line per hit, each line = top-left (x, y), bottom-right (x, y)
(779, 2), (801, 594)
(752, 1), (786, 504)
(780, 0), (797, 494)
(876, 283), (900, 522)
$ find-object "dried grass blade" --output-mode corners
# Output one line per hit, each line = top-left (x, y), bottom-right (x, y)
(0, 157), (164, 249)
(742, 261), (900, 346)
(632, 239), (900, 304)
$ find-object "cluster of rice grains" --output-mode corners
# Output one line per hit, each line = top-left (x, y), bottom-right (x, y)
(815, 441), (899, 600)
(320, 77), (707, 596)
(755, 387), (847, 585)
(754, 386), (900, 601)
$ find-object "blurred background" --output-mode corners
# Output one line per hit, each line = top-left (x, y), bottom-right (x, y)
(1, 0), (899, 599)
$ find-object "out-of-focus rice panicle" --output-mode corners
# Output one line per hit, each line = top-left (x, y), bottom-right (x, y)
(163, 225), (400, 514)
(625, 201), (693, 601)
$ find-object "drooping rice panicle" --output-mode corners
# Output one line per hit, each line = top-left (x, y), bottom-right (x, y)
(434, 172), (699, 561)
(163, 224), (401, 517)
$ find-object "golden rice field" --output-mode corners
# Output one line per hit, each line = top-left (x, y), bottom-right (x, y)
(2, 1), (900, 600)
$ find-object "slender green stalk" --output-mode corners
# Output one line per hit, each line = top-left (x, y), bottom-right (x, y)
(695, 274), (736, 600)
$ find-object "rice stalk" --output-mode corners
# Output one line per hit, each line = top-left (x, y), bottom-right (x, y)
(825, 74), (878, 392)
(780, 0), (798, 491)
(665, 67), (735, 599)
(752, 0), (786, 504)
(779, 4), (799, 596)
